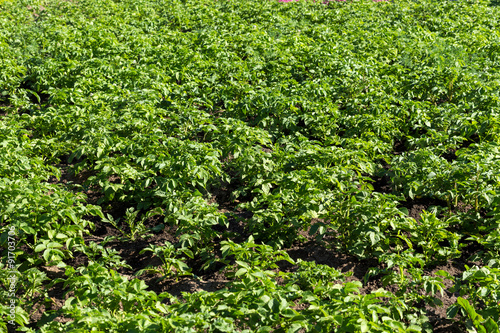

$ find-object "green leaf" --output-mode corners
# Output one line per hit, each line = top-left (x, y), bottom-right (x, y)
(287, 323), (304, 333)
(34, 244), (46, 253)
(235, 261), (250, 269)
(483, 318), (499, 332)
(235, 268), (248, 277)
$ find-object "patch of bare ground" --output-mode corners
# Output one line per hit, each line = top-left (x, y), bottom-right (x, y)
(369, 159), (393, 195)
(209, 175), (254, 242)
(47, 162), (103, 203)
(455, 201), (474, 214)
(423, 262), (465, 333)
(370, 173), (393, 194)
(398, 197), (448, 222)
(213, 206), (252, 242)
(285, 240), (379, 281)
(150, 270), (231, 299)
(392, 138), (408, 155)
(28, 276), (74, 329)
(47, 163), (89, 184)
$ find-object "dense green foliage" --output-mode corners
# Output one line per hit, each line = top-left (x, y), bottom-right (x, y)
(1, 0), (500, 331)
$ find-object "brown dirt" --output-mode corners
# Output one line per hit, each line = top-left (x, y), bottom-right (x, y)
(399, 197), (448, 222)
(424, 263), (465, 333)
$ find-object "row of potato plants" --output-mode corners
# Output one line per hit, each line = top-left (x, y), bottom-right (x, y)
(1, 0), (500, 331)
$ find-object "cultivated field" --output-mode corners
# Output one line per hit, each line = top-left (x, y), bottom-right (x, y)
(1, 0), (500, 331)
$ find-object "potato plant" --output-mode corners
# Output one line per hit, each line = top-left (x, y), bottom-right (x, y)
(0, 0), (499, 331)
